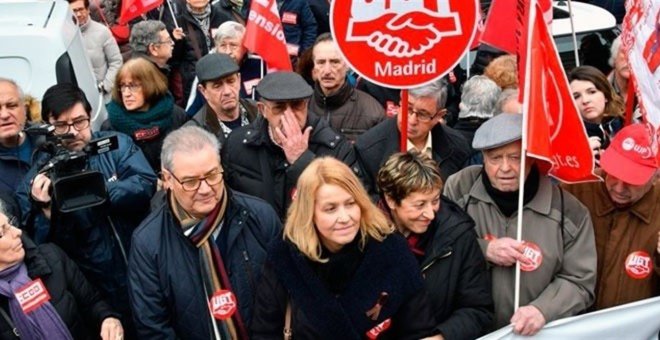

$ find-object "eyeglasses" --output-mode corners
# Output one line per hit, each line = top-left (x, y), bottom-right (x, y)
(264, 100), (307, 115)
(168, 169), (224, 192)
(0, 216), (17, 238)
(218, 42), (241, 51)
(407, 106), (438, 122)
(119, 83), (142, 94)
(52, 118), (90, 134)
(154, 39), (174, 46)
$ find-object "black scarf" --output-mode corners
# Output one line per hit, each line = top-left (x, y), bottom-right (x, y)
(482, 165), (540, 217)
(309, 237), (364, 294)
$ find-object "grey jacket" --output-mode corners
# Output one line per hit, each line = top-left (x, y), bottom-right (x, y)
(80, 19), (122, 96)
(443, 166), (596, 328)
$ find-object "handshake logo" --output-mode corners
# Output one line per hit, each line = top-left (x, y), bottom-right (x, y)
(347, 0), (461, 58)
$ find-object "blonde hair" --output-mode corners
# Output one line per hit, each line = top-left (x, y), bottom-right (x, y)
(484, 54), (518, 89)
(284, 157), (392, 262)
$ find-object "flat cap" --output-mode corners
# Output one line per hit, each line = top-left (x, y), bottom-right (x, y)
(196, 53), (239, 83)
(256, 71), (313, 101)
(472, 113), (522, 150)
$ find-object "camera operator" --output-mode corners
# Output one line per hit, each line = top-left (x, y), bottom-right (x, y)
(16, 83), (158, 338)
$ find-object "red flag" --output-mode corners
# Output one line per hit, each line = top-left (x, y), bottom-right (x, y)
(480, 0), (552, 54)
(244, 0), (292, 71)
(524, 3), (599, 183)
(117, 0), (163, 25)
(470, 6), (486, 50)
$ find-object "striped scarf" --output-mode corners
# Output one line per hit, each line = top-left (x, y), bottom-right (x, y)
(170, 189), (248, 339)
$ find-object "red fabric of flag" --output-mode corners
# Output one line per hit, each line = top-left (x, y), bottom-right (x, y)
(117, 0), (163, 25)
(525, 3), (599, 183)
(244, 0), (292, 71)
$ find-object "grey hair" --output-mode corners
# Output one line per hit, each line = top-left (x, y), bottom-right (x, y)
(0, 200), (5, 218)
(496, 88), (519, 113)
(0, 77), (24, 103)
(214, 21), (246, 42)
(609, 36), (622, 68)
(130, 20), (167, 55)
(458, 75), (501, 119)
(409, 78), (449, 109)
(161, 126), (221, 171)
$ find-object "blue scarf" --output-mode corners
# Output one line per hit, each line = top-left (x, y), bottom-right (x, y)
(0, 263), (73, 340)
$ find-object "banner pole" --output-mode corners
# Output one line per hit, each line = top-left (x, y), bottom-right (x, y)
(166, 0), (180, 29)
(567, 0), (580, 67)
(400, 89), (408, 152)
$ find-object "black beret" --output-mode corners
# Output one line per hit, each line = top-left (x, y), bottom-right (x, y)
(195, 53), (239, 83)
(256, 72), (313, 101)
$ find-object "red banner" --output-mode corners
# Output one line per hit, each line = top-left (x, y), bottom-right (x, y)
(117, 0), (162, 25)
(480, 0), (551, 54)
(524, 3), (599, 183)
(244, 0), (292, 71)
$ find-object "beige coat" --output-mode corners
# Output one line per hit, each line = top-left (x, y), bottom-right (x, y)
(444, 166), (597, 328)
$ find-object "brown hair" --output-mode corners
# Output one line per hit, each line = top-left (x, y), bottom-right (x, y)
(569, 65), (624, 118)
(284, 157), (392, 262)
(377, 151), (443, 205)
(112, 58), (169, 108)
(484, 54), (518, 89)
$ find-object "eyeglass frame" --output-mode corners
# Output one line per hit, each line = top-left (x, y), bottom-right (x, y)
(166, 169), (224, 192)
(119, 83), (142, 94)
(152, 39), (174, 46)
(52, 117), (90, 135)
(406, 106), (443, 123)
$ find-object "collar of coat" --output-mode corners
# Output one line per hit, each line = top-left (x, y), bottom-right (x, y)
(595, 181), (659, 224)
(312, 79), (354, 109)
(268, 233), (423, 339)
(377, 118), (458, 165)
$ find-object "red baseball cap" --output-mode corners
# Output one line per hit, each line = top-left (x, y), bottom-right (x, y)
(600, 124), (659, 186)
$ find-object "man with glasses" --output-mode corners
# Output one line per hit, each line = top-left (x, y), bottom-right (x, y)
(222, 71), (359, 219)
(128, 126), (280, 339)
(129, 20), (183, 77)
(356, 78), (471, 197)
(17, 83), (157, 337)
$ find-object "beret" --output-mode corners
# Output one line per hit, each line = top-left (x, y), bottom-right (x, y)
(196, 53), (239, 83)
(472, 113), (523, 150)
(256, 72), (313, 101)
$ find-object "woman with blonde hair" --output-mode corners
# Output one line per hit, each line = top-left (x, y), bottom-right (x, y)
(251, 157), (436, 339)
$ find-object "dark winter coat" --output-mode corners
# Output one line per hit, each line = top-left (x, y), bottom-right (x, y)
(277, 0), (317, 54)
(186, 98), (259, 150)
(222, 113), (360, 219)
(0, 131), (40, 194)
(0, 237), (118, 340)
(250, 234), (436, 339)
(128, 190), (281, 339)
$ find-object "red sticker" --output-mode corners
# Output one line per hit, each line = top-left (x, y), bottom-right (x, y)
(282, 12), (297, 25)
(625, 251), (652, 280)
(209, 290), (237, 320)
(366, 318), (391, 339)
(520, 241), (543, 272)
(483, 234), (497, 241)
(15, 279), (51, 314)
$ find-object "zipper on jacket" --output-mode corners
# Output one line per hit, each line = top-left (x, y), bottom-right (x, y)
(242, 250), (256, 293)
(421, 249), (452, 273)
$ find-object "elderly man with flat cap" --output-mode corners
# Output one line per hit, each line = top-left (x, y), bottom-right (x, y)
(443, 113), (596, 336)
(222, 71), (358, 219)
(186, 53), (259, 149)
(563, 124), (660, 311)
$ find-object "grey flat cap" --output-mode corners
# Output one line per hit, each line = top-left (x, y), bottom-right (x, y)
(472, 113), (523, 150)
(196, 53), (239, 83)
(256, 71), (313, 101)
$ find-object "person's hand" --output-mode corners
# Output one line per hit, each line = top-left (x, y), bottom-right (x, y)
(485, 237), (529, 267)
(31, 173), (52, 205)
(172, 27), (185, 40)
(100, 317), (123, 340)
(510, 305), (546, 336)
(588, 136), (602, 165)
(274, 110), (312, 164)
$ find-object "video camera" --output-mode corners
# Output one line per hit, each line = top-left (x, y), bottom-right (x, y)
(25, 124), (118, 213)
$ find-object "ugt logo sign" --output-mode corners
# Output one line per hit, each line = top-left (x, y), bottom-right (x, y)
(332, 0), (478, 88)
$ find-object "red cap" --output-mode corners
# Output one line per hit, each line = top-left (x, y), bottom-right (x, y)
(600, 124), (659, 186)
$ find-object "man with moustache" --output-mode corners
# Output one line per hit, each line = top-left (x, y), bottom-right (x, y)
(563, 124), (660, 310)
(186, 53), (258, 148)
(308, 33), (384, 142)
(17, 83), (157, 336)
(0, 78), (39, 193)
(128, 126), (280, 339)
(443, 113), (596, 336)
(222, 71), (359, 219)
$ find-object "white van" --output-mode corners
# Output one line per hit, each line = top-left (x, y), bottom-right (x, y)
(0, 0), (106, 130)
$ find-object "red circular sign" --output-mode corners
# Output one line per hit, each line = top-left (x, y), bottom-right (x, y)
(331, 0), (479, 88)
(520, 241), (543, 272)
(625, 251), (652, 280)
(209, 290), (237, 320)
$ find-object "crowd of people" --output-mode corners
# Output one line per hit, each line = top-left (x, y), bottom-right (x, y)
(0, 0), (656, 339)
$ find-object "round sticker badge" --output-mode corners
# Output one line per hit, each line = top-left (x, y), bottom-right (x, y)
(625, 251), (652, 280)
(520, 241), (543, 272)
(209, 290), (237, 320)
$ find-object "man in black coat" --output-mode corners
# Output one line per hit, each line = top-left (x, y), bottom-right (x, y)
(222, 72), (360, 219)
(356, 78), (471, 197)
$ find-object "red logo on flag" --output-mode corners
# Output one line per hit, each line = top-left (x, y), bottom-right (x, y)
(209, 290), (237, 320)
(520, 241), (542, 272)
(244, 0), (293, 71)
(366, 318), (392, 339)
(331, 0), (478, 88)
(625, 251), (652, 280)
(15, 279), (51, 314)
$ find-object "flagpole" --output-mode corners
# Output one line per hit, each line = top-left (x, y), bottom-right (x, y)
(567, 0), (580, 67)
(516, 0), (537, 312)
(166, 0), (180, 29)
(400, 89), (408, 152)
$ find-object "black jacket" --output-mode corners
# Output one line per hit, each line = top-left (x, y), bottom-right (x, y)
(0, 238), (117, 340)
(222, 113), (360, 219)
(128, 190), (281, 339)
(356, 118), (471, 195)
(251, 234), (436, 339)
(419, 198), (494, 340)
(186, 98), (259, 150)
